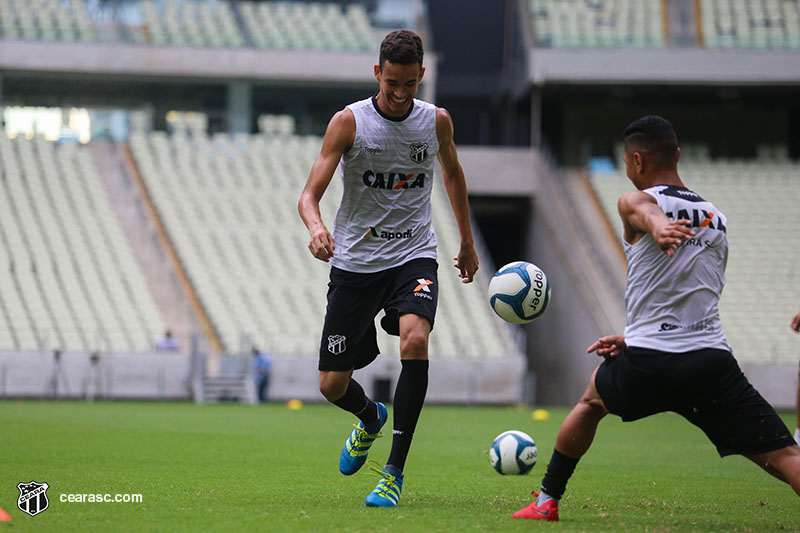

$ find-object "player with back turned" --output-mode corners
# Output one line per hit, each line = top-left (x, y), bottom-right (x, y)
(513, 115), (800, 521)
(298, 30), (479, 507)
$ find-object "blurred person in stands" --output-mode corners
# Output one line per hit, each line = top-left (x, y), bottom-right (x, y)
(154, 329), (180, 352)
(512, 115), (800, 522)
(792, 312), (800, 445)
(298, 29), (479, 507)
(251, 347), (272, 403)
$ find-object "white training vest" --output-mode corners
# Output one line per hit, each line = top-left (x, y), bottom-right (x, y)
(330, 96), (439, 273)
(623, 185), (730, 352)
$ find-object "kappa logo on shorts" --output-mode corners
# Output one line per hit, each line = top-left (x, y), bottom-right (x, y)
(409, 142), (429, 163)
(18, 481), (50, 517)
(327, 335), (347, 355)
(413, 279), (434, 300)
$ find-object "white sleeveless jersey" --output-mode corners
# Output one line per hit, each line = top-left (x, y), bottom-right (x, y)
(623, 185), (730, 352)
(330, 96), (439, 273)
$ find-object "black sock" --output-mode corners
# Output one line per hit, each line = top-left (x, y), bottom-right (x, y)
(386, 359), (429, 472)
(332, 379), (378, 428)
(540, 449), (580, 500)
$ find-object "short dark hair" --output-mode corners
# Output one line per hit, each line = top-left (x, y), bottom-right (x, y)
(621, 115), (679, 169)
(379, 30), (424, 69)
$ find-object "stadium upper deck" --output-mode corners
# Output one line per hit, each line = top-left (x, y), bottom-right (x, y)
(528, 0), (800, 50)
(522, 0), (800, 85)
(0, 0), (378, 51)
(0, 0), (437, 130)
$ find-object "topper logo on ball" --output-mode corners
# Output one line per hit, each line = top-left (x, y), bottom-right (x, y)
(488, 261), (551, 324)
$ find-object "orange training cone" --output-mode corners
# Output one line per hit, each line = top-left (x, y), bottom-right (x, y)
(0, 507), (11, 521)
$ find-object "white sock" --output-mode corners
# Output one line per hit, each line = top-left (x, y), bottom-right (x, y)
(794, 428), (800, 445)
(536, 491), (557, 505)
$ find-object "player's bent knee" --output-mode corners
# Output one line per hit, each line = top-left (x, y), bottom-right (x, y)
(318, 374), (349, 402)
(319, 382), (347, 402)
(772, 444), (800, 470)
(577, 394), (608, 419)
(400, 330), (429, 358)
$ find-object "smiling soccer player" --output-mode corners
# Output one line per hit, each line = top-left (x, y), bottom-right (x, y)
(298, 29), (479, 508)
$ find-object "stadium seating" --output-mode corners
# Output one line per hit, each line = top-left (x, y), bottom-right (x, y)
(5, 0), (798, 52)
(239, 1), (378, 51)
(0, 0), (380, 51)
(0, 134), (166, 352)
(129, 114), (510, 359)
(0, 0), (96, 42)
(527, 0), (665, 48)
(589, 150), (800, 364)
(140, 0), (245, 48)
(701, 0), (800, 49)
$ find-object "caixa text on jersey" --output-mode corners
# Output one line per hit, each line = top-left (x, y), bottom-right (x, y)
(362, 171), (427, 190)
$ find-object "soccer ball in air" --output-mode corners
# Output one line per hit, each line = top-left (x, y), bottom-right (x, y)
(488, 261), (551, 324)
(489, 430), (538, 475)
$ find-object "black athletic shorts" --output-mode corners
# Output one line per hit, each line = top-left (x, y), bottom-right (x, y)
(318, 257), (438, 372)
(595, 346), (796, 457)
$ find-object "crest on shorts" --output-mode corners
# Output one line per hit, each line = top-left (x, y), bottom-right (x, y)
(18, 481), (49, 517)
(409, 142), (428, 163)
(327, 335), (346, 355)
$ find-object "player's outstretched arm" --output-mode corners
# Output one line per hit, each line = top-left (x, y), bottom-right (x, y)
(298, 109), (355, 262)
(791, 312), (800, 332)
(586, 335), (625, 357)
(435, 107), (479, 283)
(618, 191), (694, 258)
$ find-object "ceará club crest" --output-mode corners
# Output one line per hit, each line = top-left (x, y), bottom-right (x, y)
(409, 142), (428, 163)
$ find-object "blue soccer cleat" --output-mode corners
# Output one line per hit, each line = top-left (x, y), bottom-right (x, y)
(339, 402), (387, 475)
(365, 464), (404, 507)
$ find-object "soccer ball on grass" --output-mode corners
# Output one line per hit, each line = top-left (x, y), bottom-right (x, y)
(489, 430), (538, 475)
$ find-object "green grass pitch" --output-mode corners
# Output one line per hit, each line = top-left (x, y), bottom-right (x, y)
(1, 400), (798, 532)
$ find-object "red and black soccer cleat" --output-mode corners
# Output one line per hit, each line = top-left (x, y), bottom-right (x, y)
(511, 491), (559, 521)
